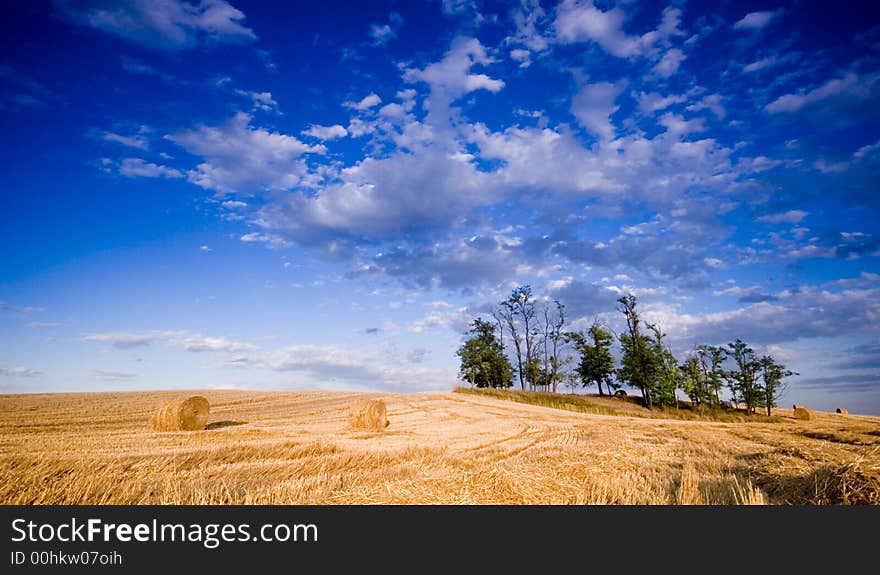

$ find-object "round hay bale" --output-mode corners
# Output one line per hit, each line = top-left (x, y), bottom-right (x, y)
(348, 399), (389, 431)
(151, 396), (210, 431)
(613, 389), (627, 398)
(793, 406), (814, 421)
(836, 408), (848, 415)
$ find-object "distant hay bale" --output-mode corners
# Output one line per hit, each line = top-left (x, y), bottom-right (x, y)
(793, 406), (814, 421)
(348, 399), (389, 431)
(151, 396), (210, 431)
(613, 390), (627, 398)
(836, 408), (848, 415)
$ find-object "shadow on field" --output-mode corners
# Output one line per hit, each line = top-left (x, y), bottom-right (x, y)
(206, 420), (248, 430)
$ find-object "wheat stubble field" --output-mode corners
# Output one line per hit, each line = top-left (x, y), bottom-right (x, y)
(1, 390), (878, 505)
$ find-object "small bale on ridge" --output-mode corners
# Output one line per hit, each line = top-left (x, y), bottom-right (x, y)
(836, 408), (848, 415)
(348, 399), (389, 431)
(151, 396), (210, 431)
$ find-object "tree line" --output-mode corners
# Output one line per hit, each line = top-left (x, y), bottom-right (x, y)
(456, 286), (796, 415)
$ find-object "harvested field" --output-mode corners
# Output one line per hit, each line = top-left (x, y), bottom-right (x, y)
(0, 390), (877, 505)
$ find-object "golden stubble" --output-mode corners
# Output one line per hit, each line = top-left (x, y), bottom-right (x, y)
(0, 390), (877, 505)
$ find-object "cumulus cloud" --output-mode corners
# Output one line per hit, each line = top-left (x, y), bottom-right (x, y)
(101, 126), (150, 149)
(554, 1), (683, 58)
(369, 12), (403, 46)
(764, 72), (878, 114)
(301, 124), (348, 141)
(733, 10), (782, 31)
(167, 112), (324, 195)
(0, 365), (42, 377)
(55, 0), (256, 50)
(118, 158), (183, 179)
(643, 285), (880, 346)
(743, 56), (778, 73)
(756, 210), (808, 224)
(636, 91), (687, 114)
(686, 94), (725, 119)
(0, 301), (44, 316)
(247, 344), (455, 391)
(510, 48), (532, 68)
(344, 93), (382, 110)
(91, 370), (137, 381)
(554, 0), (641, 57)
(82, 330), (254, 352)
(236, 90), (278, 112)
(404, 36), (504, 124)
(571, 82), (622, 140)
(652, 48), (685, 77)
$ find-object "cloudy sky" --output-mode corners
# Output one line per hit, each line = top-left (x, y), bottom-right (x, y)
(1, 0), (879, 413)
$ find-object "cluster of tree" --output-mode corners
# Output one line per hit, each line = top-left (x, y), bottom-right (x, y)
(457, 287), (796, 415)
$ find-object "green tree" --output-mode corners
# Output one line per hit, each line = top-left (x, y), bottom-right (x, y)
(647, 323), (681, 407)
(617, 295), (658, 408)
(680, 356), (706, 407)
(539, 300), (566, 393)
(498, 286), (537, 390)
(681, 345), (725, 408)
(697, 344), (725, 407)
(758, 355), (796, 416)
(456, 319), (514, 389)
(568, 324), (616, 396)
(725, 340), (761, 414)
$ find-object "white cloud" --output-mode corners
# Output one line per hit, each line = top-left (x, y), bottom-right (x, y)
(686, 93), (725, 119)
(554, 0), (641, 57)
(0, 301), (44, 315)
(636, 91), (687, 114)
(733, 10), (782, 31)
(302, 124), (348, 141)
(369, 12), (402, 46)
(27, 321), (62, 328)
(240, 232), (292, 249)
(658, 112), (705, 136)
(571, 82), (622, 140)
(83, 330), (255, 353)
(168, 112), (325, 195)
(510, 48), (532, 68)
(507, 0), (551, 52)
(442, 0), (476, 15)
(102, 126), (150, 149)
(554, 1), (683, 58)
(853, 140), (880, 162)
(91, 370), (137, 381)
(118, 158), (183, 179)
(248, 344), (455, 391)
(652, 48), (685, 77)
(765, 72), (877, 114)
(56, 0), (256, 50)
(756, 210), (809, 224)
(344, 93), (382, 110)
(236, 90), (277, 112)
(0, 365), (42, 377)
(743, 56), (778, 73)
(404, 36), (504, 125)
(370, 24), (394, 45)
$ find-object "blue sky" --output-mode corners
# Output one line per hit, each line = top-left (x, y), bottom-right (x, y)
(1, 0), (879, 413)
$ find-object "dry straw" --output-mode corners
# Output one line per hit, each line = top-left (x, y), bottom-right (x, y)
(793, 406), (814, 421)
(151, 396), (210, 431)
(348, 399), (389, 431)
